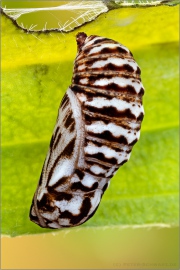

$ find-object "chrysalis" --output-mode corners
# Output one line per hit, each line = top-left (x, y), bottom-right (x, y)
(30, 32), (144, 228)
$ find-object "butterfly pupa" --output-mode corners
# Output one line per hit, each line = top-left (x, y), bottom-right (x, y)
(30, 32), (144, 229)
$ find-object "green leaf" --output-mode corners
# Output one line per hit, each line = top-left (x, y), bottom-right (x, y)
(1, 5), (179, 236)
(1, 0), (179, 32)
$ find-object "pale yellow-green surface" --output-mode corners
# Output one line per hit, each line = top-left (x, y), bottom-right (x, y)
(2, 227), (179, 269)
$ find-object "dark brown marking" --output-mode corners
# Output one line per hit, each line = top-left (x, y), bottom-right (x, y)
(64, 113), (74, 129)
(85, 168), (106, 177)
(59, 210), (72, 219)
(83, 204), (99, 222)
(47, 138), (76, 182)
(102, 183), (108, 193)
(53, 132), (62, 149)
(60, 197), (92, 225)
(119, 159), (128, 165)
(84, 113), (140, 130)
(29, 212), (39, 222)
(37, 193), (55, 212)
(71, 85), (113, 99)
(87, 130), (128, 145)
(48, 176), (69, 189)
(106, 83), (137, 94)
(101, 46), (128, 55)
(75, 169), (84, 180)
(76, 32), (87, 50)
(54, 192), (73, 201)
(86, 160), (110, 169)
(82, 45), (129, 57)
(129, 138), (138, 146)
(86, 105), (136, 120)
(60, 94), (69, 109)
(137, 112), (144, 121)
(71, 197), (92, 225)
(71, 181), (98, 192)
(38, 170), (43, 186)
(29, 204), (37, 218)
(73, 74), (82, 85)
(123, 64), (134, 73)
(136, 66), (141, 75)
(47, 186), (73, 201)
(85, 138), (130, 152)
(61, 138), (76, 158)
(50, 126), (60, 148)
(86, 113), (113, 126)
(86, 152), (117, 165)
(78, 62), (135, 73)
(75, 54), (130, 67)
(93, 37), (116, 45)
(85, 161), (109, 177)
(49, 135), (54, 149)
(71, 85), (81, 93)
(73, 74), (139, 95)
(69, 122), (75, 133)
(139, 87), (145, 96)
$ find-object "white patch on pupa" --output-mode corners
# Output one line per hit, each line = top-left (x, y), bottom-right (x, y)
(90, 165), (106, 175)
(80, 78), (88, 84)
(85, 142), (129, 165)
(93, 77), (143, 94)
(54, 195), (83, 215)
(86, 122), (139, 144)
(81, 173), (97, 187)
(84, 96), (143, 118)
(88, 43), (129, 55)
(91, 57), (138, 71)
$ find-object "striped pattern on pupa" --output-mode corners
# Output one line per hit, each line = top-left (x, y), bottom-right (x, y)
(30, 32), (144, 229)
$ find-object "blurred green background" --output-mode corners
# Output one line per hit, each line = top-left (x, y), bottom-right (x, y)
(1, 0), (179, 269)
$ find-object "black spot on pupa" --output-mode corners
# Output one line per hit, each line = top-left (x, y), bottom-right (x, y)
(119, 159), (128, 165)
(139, 87), (145, 96)
(137, 112), (144, 121)
(83, 204), (100, 222)
(123, 64), (134, 73)
(54, 192), (73, 201)
(71, 197), (92, 225)
(102, 183), (108, 193)
(136, 66), (141, 75)
(129, 138), (138, 146)
(86, 105), (136, 120)
(75, 169), (84, 180)
(71, 181), (98, 192)
(37, 193), (54, 212)
(86, 152), (117, 165)
(87, 130), (128, 145)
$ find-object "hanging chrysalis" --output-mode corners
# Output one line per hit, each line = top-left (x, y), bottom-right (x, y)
(30, 32), (144, 229)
